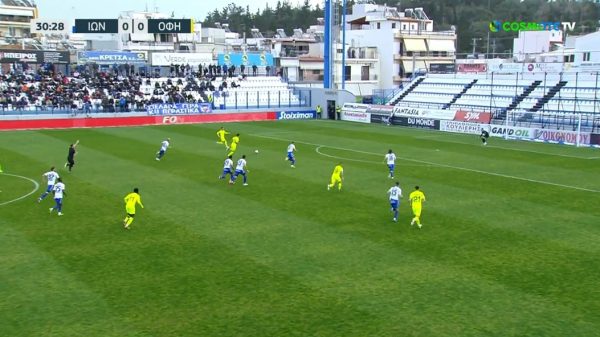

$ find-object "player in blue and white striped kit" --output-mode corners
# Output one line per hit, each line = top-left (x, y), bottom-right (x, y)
(384, 149), (396, 179)
(156, 138), (170, 161)
(38, 166), (59, 202)
(219, 156), (234, 180)
(230, 155), (248, 186)
(49, 178), (66, 216)
(286, 142), (296, 168)
(387, 181), (403, 222)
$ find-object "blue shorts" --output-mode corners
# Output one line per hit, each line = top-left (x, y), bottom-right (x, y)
(388, 164), (395, 171)
(222, 168), (232, 175)
(234, 169), (245, 177)
(390, 200), (399, 210)
(54, 198), (63, 205)
(46, 184), (54, 193)
(158, 149), (165, 155)
(287, 152), (295, 160)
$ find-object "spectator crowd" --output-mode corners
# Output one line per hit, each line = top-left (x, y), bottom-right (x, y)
(0, 62), (279, 114)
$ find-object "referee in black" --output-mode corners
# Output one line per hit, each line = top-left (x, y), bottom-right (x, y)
(480, 129), (489, 146)
(65, 140), (79, 172)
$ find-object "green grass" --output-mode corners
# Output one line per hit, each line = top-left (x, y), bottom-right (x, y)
(1, 120), (599, 337)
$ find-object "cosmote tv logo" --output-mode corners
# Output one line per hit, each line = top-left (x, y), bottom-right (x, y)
(489, 20), (576, 32)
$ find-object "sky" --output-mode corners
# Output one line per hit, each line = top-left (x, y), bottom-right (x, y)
(37, 0), (322, 22)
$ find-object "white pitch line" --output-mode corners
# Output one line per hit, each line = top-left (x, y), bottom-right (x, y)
(315, 146), (431, 167)
(254, 134), (600, 193)
(0, 173), (40, 206)
(415, 134), (597, 159)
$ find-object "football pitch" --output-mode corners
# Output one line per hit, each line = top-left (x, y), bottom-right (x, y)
(1, 120), (600, 337)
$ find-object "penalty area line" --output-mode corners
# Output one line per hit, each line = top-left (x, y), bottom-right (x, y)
(253, 134), (600, 193)
(0, 173), (40, 206)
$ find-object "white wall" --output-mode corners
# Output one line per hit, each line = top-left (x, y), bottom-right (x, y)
(513, 31), (562, 61)
(574, 31), (600, 65)
(347, 29), (394, 88)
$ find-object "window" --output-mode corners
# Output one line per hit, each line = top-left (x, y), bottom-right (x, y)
(361, 66), (370, 81)
(377, 23), (381, 29)
(402, 24), (407, 30)
(584, 52), (591, 61)
(392, 23), (396, 29)
(344, 66), (351, 81)
(312, 70), (320, 75)
(564, 55), (575, 63)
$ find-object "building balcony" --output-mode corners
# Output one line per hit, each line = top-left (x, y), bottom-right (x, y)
(395, 52), (455, 60)
(0, 20), (30, 27)
(337, 74), (379, 82)
(394, 31), (455, 39)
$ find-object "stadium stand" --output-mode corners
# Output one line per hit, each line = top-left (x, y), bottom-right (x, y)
(0, 66), (303, 114)
(389, 73), (600, 130)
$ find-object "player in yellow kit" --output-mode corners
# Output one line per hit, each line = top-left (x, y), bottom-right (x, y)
(409, 186), (426, 228)
(216, 126), (230, 148)
(227, 133), (240, 157)
(123, 188), (144, 229)
(327, 163), (344, 191)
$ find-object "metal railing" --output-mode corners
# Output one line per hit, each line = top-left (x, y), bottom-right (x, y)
(0, 90), (313, 115)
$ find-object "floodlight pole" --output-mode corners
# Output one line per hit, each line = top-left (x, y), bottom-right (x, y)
(324, 0), (332, 88)
(341, 0), (347, 90)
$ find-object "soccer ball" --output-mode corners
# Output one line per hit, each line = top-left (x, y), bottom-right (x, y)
(255, 149), (259, 154)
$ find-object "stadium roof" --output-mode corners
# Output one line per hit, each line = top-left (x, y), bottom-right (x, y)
(1, 0), (35, 7)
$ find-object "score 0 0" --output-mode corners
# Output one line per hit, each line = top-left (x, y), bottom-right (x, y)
(118, 18), (148, 34)
(31, 19), (69, 33)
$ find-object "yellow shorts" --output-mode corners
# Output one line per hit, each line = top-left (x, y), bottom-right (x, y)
(330, 175), (341, 185)
(412, 206), (422, 217)
(126, 206), (136, 215)
(219, 137), (226, 143)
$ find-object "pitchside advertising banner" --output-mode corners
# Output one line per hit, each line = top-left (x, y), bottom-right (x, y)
(454, 110), (492, 123)
(370, 113), (440, 130)
(341, 103), (371, 123)
(151, 52), (213, 66)
(429, 63), (456, 74)
(457, 63), (487, 73)
(78, 51), (147, 64)
(147, 103), (212, 115)
(217, 52), (274, 67)
(277, 111), (316, 120)
(489, 125), (535, 139)
(392, 106), (457, 120)
(487, 62), (564, 74)
(0, 112), (277, 131)
(366, 105), (394, 114)
(0, 49), (70, 64)
(341, 111), (371, 123)
(439, 120), (488, 135)
(533, 129), (591, 145)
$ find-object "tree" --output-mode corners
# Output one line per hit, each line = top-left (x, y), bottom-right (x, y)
(201, 0), (599, 53)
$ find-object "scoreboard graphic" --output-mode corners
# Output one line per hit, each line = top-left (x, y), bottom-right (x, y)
(31, 18), (194, 34)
